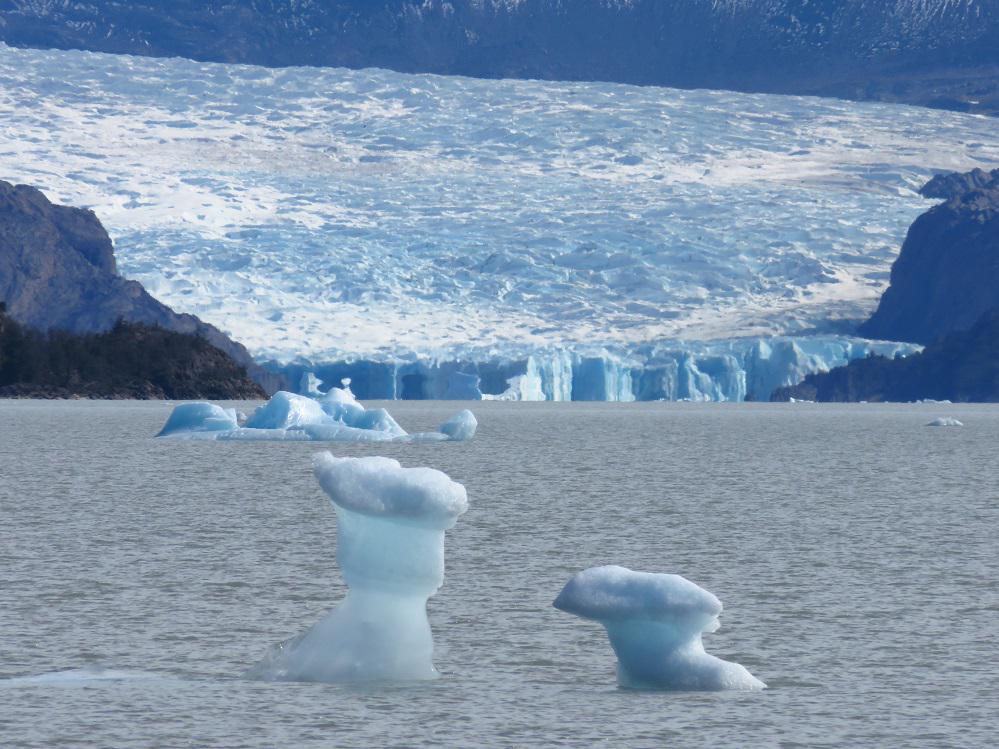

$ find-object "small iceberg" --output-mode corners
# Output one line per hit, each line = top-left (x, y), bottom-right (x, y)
(248, 453), (468, 683)
(927, 417), (963, 427)
(156, 385), (476, 442)
(554, 565), (765, 691)
(0, 666), (159, 686)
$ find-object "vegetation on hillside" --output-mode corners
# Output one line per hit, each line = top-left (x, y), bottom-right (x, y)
(0, 304), (265, 399)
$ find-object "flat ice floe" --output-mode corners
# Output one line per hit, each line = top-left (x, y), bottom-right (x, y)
(554, 565), (765, 691)
(248, 453), (467, 683)
(1, 44), (997, 363)
(156, 385), (476, 442)
(927, 417), (963, 427)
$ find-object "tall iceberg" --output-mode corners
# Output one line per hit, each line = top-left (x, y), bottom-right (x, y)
(554, 565), (765, 691)
(250, 454), (468, 683)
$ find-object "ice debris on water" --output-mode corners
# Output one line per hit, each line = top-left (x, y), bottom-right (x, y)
(155, 384), (476, 442)
(248, 453), (468, 683)
(554, 565), (765, 691)
(927, 417), (963, 427)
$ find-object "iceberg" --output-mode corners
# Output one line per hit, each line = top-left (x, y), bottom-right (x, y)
(554, 565), (765, 691)
(249, 453), (468, 683)
(155, 402), (238, 438)
(439, 410), (478, 441)
(155, 386), (475, 442)
(927, 417), (963, 427)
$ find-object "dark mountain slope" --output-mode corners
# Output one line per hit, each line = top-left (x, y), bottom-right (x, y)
(0, 306), (265, 399)
(858, 183), (999, 345)
(0, 179), (280, 392)
(773, 308), (999, 403)
(2, 0), (997, 114)
(774, 167), (999, 402)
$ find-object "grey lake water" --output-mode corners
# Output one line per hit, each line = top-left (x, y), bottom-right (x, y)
(1, 400), (997, 748)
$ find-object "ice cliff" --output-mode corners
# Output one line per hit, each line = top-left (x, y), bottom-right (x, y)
(278, 336), (921, 403)
(249, 453), (468, 682)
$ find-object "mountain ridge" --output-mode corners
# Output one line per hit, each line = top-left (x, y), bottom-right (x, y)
(2, 0), (997, 114)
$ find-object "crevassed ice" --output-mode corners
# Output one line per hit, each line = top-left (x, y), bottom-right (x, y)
(1, 44), (997, 367)
(554, 565), (765, 691)
(248, 453), (467, 683)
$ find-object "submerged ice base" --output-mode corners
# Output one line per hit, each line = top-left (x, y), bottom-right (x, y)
(155, 386), (476, 442)
(554, 565), (765, 691)
(250, 454), (468, 683)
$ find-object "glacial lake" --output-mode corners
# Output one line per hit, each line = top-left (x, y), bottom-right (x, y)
(1, 400), (996, 748)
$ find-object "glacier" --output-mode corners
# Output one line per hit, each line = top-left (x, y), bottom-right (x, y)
(249, 453), (468, 683)
(0, 44), (996, 390)
(156, 385), (477, 441)
(554, 565), (765, 691)
(279, 336), (921, 402)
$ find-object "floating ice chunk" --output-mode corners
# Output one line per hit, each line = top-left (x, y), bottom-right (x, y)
(319, 385), (407, 437)
(244, 391), (327, 430)
(155, 402), (238, 437)
(0, 667), (159, 685)
(439, 410), (478, 441)
(249, 454), (468, 683)
(927, 417), (963, 427)
(156, 391), (475, 442)
(554, 565), (765, 691)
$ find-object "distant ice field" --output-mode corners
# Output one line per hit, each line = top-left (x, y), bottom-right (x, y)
(1, 44), (997, 362)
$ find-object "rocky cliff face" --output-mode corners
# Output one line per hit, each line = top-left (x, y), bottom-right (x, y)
(1, 0), (997, 115)
(774, 308), (999, 403)
(0, 180), (279, 392)
(919, 168), (999, 200)
(858, 177), (999, 345)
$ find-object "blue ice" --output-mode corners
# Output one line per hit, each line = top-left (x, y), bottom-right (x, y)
(155, 402), (238, 437)
(155, 386), (475, 442)
(248, 453), (468, 682)
(554, 565), (765, 691)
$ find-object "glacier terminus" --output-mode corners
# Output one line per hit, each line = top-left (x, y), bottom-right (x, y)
(1, 44), (996, 400)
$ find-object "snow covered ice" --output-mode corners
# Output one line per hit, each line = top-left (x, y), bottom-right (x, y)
(249, 453), (468, 683)
(927, 417), (963, 427)
(554, 566), (765, 691)
(1, 43), (997, 383)
(155, 385), (476, 442)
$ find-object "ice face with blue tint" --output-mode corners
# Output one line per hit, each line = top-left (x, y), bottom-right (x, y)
(554, 566), (765, 691)
(155, 386), (475, 441)
(249, 453), (468, 683)
(279, 335), (921, 402)
(439, 410), (478, 441)
(155, 402), (238, 437)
